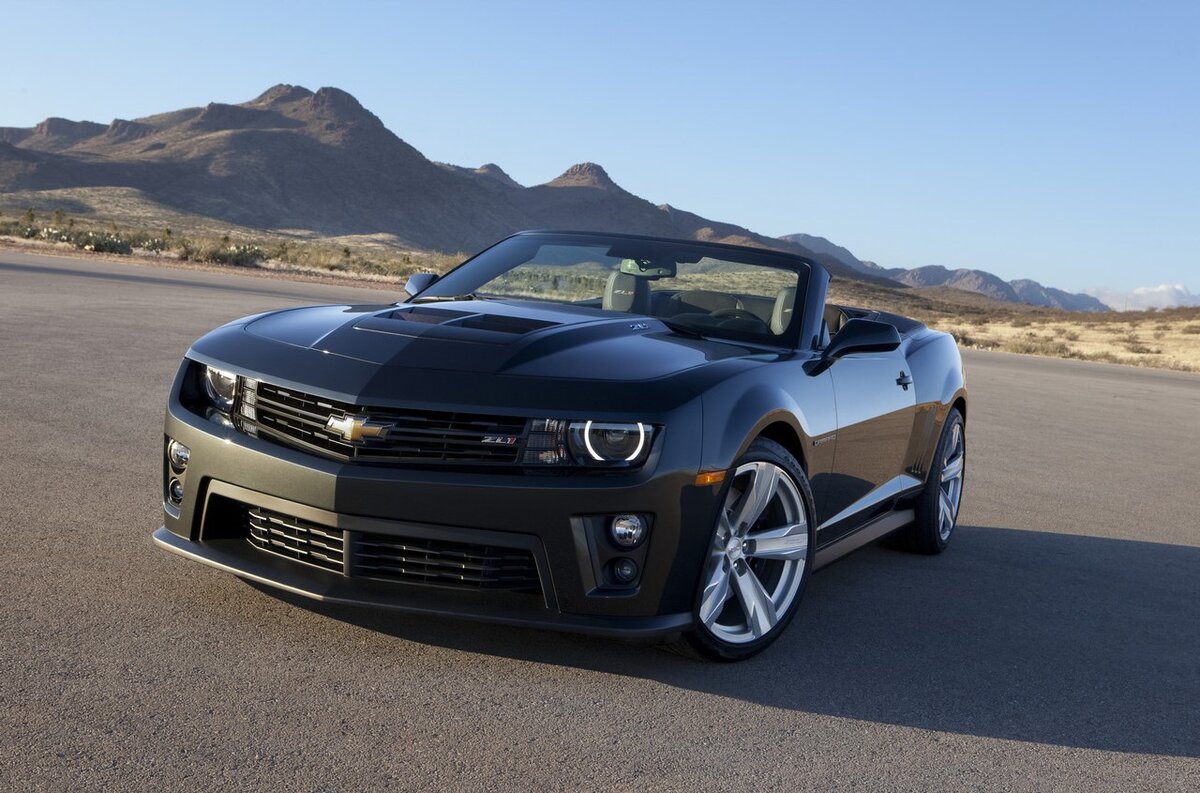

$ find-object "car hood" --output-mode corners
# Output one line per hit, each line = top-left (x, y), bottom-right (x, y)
(240, 299), (767, 381)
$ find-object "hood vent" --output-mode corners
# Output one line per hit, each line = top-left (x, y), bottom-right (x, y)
(385, 307), (560, 336)
(454, 314), (559, 335)
(393, 306), (476, 325)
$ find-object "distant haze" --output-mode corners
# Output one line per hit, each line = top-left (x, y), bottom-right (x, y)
(1083, 285), (1200, 312)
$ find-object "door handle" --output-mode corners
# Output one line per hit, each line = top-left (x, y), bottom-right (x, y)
(896, 371), (913, 390)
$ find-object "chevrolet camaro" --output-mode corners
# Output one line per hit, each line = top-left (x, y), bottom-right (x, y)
(154, 230), (967, 660)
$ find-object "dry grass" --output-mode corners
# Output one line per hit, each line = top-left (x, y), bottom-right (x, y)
(0, 208), (462, 281)
(931, 311), (1200, 373)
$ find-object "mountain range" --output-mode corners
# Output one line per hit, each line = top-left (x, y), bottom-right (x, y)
(0, 84), (1104, 310)
(780, 235), (1106, 311)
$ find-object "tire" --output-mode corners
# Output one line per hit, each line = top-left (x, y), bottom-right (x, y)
(677, 438), (816, 661)
(903, 407), (966, 554)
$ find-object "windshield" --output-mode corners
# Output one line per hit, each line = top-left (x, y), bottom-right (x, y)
(418, 233), (809, 346)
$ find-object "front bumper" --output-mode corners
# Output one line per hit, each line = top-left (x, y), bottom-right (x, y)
(152, 523), (692, 639)
(157, 381), (720, 641)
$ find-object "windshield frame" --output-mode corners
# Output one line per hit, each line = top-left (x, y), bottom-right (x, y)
(414, 231), (820, 350)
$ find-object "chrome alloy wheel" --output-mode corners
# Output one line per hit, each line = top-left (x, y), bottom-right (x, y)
(698, 461), (810, 645)
(938, 422), (965, 541)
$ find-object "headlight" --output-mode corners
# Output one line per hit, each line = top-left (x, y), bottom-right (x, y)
(569, 421), (648, 463)
(203, 366), (237, 411)
(523, 419), (655, 467)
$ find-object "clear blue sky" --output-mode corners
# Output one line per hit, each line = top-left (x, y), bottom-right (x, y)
(3, 0), (1196, 294)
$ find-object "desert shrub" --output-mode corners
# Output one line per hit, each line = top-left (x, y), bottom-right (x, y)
(1010, 316), (1032, 327)
(206, 243), (265, 266)
(1080, 350), (1123, 364)
(77, 231), (133, 254)
(1062, 329), (1081, 342)
(1182, 324), (1200, 335)
(139, 238), (169, 253)
(176, 239), (199, 261)
(1003, 337), (1071, 356)
(1122, 334), (1160, 355)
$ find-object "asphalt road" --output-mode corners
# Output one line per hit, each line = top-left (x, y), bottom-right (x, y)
(1, 250), (1197, 791)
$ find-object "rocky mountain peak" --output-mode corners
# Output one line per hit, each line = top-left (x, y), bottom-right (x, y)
(306, 87), (379, 125)
(546, 162), (617, 189)
(474, 163), (521, 188)
(250, 84), (315, 106)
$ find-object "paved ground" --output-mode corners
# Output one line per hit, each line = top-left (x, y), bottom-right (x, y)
(1, 249), (1197, 791)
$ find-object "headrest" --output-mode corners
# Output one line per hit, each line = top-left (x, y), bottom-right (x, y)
(771, 287), (797, 335)
(603, 271), (650, 314)
(823, 304), (848, 336)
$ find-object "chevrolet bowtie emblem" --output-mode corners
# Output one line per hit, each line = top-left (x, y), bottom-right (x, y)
(325, 414), (393, 442)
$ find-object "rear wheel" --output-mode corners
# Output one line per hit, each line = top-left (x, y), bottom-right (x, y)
(903, 408), (965, 554)
(681, 438), (815, 661)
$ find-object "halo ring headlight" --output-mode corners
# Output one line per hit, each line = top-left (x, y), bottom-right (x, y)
(570, 421), (650, 465)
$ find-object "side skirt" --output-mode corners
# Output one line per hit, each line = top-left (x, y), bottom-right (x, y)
(812, 508), (914, 571)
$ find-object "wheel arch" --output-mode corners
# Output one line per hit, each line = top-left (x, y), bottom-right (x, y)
(952, 394), (967, 423)
(698, 364), (836, 477)
(756, 420), (809, 474)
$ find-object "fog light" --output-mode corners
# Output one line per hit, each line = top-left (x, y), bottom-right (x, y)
(610, 514), (647, 548)
(611, 557), (639, 584)
(167, 440), (190, 472)
(168, 478), (184, 505)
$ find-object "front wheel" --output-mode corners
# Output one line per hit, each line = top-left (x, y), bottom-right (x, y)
(681, 438), (815, 661)
(903, 407), (966, 554)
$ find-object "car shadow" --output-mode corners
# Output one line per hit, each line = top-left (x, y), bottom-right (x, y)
(255, 525), (1200, 757)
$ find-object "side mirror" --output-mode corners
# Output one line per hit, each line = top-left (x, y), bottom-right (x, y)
(824, 318), (902, 360)
(403, 272), (439, 297)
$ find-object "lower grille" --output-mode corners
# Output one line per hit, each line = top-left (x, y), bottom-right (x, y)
(239, 503), (540, 592)
(355, 534), (541, 590)
(246, 506), (345, 574)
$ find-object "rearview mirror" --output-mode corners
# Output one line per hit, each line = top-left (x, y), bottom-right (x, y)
(824, 318), (902, 360)
(618, 258), (676, 278)
(403, 272), (439, 297)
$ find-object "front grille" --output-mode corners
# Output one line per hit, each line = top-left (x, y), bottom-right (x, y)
(238, 503), (540, 592)
(246, 505), (345, 574)
(238, 380), (527, 465)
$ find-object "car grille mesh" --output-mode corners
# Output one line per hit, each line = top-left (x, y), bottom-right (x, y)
(355, 534), (541, 589)
(237, 381), (526, 465)
(240, 504), (541, 591)
(246, 505), (345, 574)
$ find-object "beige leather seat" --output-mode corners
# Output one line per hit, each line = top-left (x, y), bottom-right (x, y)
(771, 287), (796, 334)
(603, 271), (651, 314)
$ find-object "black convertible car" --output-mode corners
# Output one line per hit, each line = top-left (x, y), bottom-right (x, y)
(154, 231), (967, 660)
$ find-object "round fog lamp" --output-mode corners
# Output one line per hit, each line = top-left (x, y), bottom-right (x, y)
(167, 440), (190, 472)
(168, 478), (184, 505)
(610, 514), (647, 548)
(611, 557), (639, 584)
